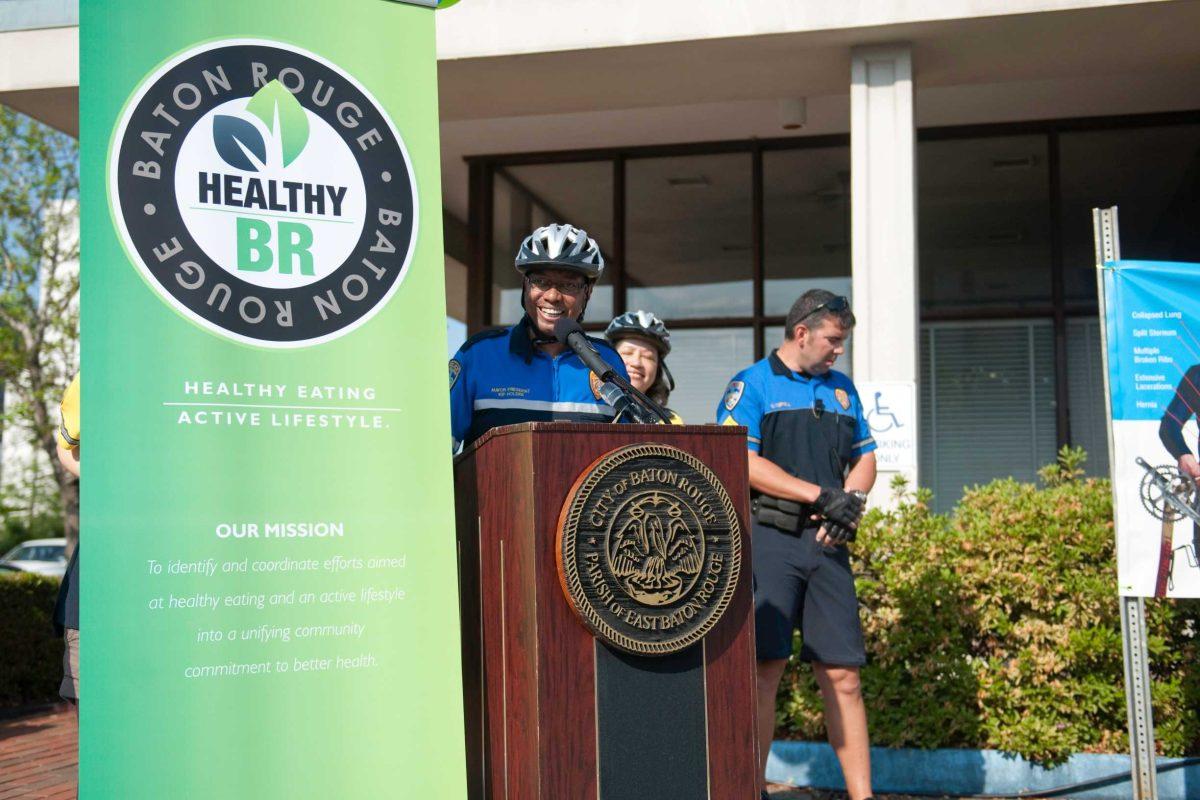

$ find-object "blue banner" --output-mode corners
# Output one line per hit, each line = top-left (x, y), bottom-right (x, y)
(1103, 260), (1200, 421)
(1101, 260), (1200, 598)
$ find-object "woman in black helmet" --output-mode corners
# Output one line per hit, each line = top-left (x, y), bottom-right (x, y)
(605, 310), (684, 425)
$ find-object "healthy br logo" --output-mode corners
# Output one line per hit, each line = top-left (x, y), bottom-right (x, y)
(109, 39), (417, 347)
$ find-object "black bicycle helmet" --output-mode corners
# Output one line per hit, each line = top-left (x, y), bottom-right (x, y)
(605, 310), (671, 355)
(605, 310), (675, 393)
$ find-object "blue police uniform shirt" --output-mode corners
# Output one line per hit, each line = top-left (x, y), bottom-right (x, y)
(716, 350), (876, 489)
(450, 316), (631, 448)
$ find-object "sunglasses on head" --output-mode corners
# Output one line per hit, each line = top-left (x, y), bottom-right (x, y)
(802, 295), (850, 321)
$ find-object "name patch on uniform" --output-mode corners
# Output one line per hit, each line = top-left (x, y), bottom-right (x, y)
(835, 388), (851, 410)
(449, 359), (461, 390)
(723, 380), (745, 412)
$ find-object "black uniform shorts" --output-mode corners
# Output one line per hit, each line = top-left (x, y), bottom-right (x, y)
(752, 518), (866, 666)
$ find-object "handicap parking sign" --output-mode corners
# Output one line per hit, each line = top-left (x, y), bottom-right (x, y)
(858, 381), (917, 470)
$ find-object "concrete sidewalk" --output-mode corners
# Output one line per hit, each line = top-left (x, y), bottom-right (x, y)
(0, 705), (76, 800)
(0, 708), (949, 800)
(767, 784), (951, 799)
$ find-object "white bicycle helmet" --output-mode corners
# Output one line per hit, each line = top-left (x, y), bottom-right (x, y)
(514, 223), (605, 280)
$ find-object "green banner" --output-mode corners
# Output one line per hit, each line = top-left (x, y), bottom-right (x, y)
(80, 2), (466, 796)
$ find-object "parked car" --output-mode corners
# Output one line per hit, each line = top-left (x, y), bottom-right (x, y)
(0, 538), (68, 578)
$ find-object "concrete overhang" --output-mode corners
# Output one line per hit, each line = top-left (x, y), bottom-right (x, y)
(434, 0), (1176, 61)
(0, 25), (78, 135)
(437, 0), (1200, 122)
(435, 1), (1200, 219)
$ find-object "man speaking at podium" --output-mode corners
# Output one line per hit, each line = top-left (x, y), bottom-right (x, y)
(449, 223), (629, 449)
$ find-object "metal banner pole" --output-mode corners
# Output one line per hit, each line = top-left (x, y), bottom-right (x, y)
(1093, 206), (1158, 800)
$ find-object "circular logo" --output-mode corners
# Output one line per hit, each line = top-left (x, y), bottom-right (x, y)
(109, 39), (418, 347)
(557, 443), (742, 656)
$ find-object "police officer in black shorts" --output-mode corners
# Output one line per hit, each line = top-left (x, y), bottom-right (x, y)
(717, 290), (877, 800)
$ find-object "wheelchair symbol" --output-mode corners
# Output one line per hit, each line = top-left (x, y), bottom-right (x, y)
(865, 391), (903, 434)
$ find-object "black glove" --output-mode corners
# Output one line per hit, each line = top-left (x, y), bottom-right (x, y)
(813, 487), (865, 530)
(820, 521), (857, 547)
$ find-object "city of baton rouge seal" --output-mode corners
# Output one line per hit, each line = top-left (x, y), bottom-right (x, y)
(108, 39), (418, 347)
(557, 443), (742, 656)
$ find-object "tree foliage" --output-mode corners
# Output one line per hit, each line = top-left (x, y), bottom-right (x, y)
(0, 107), (79, 545)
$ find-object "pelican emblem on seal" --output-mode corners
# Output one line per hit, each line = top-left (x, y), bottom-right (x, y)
(608, 491), (704, 606)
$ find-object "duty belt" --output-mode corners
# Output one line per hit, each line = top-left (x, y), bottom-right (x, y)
(751, 494), (811, 534)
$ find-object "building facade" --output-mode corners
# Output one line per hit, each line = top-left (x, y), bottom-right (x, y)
(4, 0), (1199, 506)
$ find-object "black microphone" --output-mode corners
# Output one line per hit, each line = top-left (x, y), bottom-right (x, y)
(553, 318), (617, 382)
(595, 380), (631, 416)
(596, 380), (661, 424)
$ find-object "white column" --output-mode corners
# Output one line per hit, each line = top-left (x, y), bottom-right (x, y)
(850, 44), (919, 500)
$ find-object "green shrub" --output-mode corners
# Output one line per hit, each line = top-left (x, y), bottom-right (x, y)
(776, 447), (1200, 766)
(0, 571), (62, 707)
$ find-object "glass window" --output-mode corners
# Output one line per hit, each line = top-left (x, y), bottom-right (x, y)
(446, 318), (467, 358)
(920, 321), (1057, 511)
(918, 136), (1052, 312)
(764, 326), (785, 355)
(763, 147), (851, 315)
(6, 544), (65, 563)
(491, 162), (613, 325)
(1066, 318), (1110, 476)
(626, 154), (752, 319)
(1058, 125), (1200, 306)
(665, 328), (754, 424)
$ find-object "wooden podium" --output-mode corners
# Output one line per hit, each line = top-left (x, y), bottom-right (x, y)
(454, 422), (759, 800)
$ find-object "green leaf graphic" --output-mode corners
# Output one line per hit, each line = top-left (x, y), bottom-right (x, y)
(246, 79), (310, 168)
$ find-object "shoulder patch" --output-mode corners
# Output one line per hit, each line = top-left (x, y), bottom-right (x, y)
(589, 371), (604, 400)
(457, 326), (507, 354)
(835, 387), (850, 410)
(723, 380), (745, 412)
(449, 359), (462, 390)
